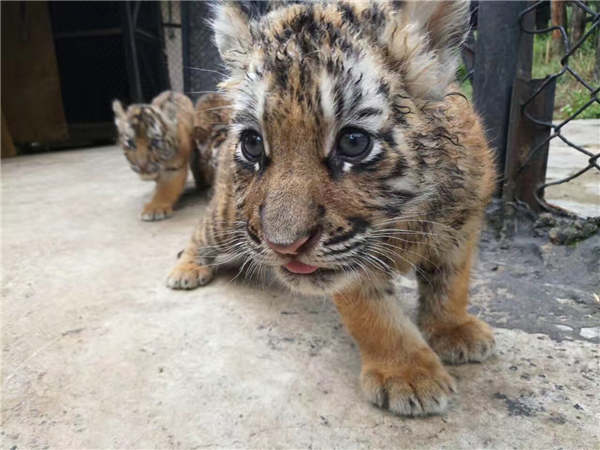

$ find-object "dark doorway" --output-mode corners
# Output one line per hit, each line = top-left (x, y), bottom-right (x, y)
(48, 1), (170, 144)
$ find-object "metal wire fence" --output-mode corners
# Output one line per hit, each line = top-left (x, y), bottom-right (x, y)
(161, 1), (184, 93)
(517, 0), (599, 218)
(464, 1), (598, 222)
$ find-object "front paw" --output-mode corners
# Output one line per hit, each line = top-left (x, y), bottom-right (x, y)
(166, 262), (214, 289)
(361, 348), (456, 416)
(425, 316), (495, 365)
(141, 203), (173, 221)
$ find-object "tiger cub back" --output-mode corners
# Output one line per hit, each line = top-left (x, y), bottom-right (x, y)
(190, 93), (232, 189)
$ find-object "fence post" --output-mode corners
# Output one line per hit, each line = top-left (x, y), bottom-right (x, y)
(154, 2), (171, 91)
(181, 1), (190, 98)
(473, 1), (531, 190)
(503, 77), (557, 212)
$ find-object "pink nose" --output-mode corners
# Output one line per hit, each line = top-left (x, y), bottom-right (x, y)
(266, 235), (310, 255)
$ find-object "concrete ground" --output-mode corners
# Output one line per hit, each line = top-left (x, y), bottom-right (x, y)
(545, 119), (599, 218)
(2, 146), (599, 449)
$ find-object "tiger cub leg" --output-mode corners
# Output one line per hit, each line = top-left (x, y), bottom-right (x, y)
(141, 167), (188, 221)
(166, 215), (216, 289)
(333, 285), (456, 416)
(417, 234), (495, 364)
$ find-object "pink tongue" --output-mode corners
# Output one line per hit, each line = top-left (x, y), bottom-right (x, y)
(284, 260), (319, 274)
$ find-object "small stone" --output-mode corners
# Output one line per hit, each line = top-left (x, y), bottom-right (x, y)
(535, 213), (557, 228)
(548, 220), (598, 245)
(554, 324), (573, 332)
(580, 327), (600, 339)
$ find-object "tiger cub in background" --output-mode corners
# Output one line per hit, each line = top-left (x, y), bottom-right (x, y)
(190, 93), (232, 190)
(113, 91), (195, 221)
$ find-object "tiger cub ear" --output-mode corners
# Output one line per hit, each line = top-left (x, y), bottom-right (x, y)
(112, 99), (126, 119)
(211, 1), (253, 72)
(406, 0), (470, 58)
(384, 0), (470, 100)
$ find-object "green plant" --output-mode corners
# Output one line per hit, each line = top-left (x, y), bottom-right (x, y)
(560, 90), (600, 119)
(531, 23), (599, 120)
(456, 64), (473, 101)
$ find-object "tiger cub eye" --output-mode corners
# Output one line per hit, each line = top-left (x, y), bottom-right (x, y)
(337, 127), (372, 160)
(241, 130), (264, 162)
(125, 138), (136, 150)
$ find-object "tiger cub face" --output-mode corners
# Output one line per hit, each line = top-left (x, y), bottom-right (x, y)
(113, 101), (178, 180)
(213, 1), (479, 294)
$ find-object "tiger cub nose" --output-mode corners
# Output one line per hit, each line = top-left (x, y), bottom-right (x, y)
(265, 228), (321, 256)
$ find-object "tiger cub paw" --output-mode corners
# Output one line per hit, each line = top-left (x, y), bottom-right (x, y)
(425, 316), (495, 365)
(141, 203), (173, 221)
(166, 262), (214, 290)
(361, 348), (456, 416)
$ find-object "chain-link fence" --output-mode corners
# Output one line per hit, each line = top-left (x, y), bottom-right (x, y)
(515, 0), (599, 218)
(161, 1), (184, 93)
(462, 1), (599, 223)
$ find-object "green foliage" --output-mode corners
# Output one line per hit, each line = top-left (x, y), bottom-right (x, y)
(531, 24), (599, 119)
(454, 16), (598, 120)
(560, 90), (600, 120)
(456, 64), (473, 101)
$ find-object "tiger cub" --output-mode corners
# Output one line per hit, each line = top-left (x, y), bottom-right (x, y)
(167, 1), (497, 417)
(113, 91), (195, 221)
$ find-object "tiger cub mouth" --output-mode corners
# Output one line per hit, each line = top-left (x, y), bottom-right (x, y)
(282, 260), (319, 275)
(281, 261), (339, 277)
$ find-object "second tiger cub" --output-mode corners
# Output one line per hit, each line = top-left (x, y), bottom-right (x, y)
(113, 91), (195, 221)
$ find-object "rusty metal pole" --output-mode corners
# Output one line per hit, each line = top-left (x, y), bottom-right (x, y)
(503, 77), (557, 212)
(473, 1), (530, 193)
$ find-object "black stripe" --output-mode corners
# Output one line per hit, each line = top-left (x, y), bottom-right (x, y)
(334, 82), (345, 121)
(377, 81), (390, 96)
(323, 217), (369, 246)
(348, 85), (363, 116)
(339, 3), (358, 26)
(390, 190), (416, 201)
(232, 110), (259, 127)
(247, 223), (261, 244)
(378, 130), (396, 148)
(355, 107), (383, 120)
